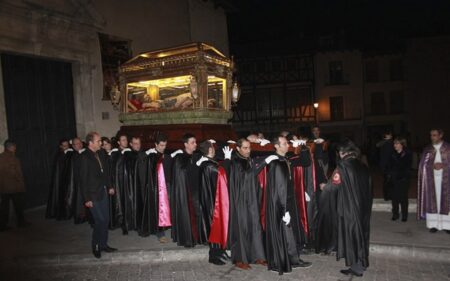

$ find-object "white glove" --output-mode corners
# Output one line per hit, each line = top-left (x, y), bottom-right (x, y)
(259, 139), (270, 146)
(305, 192), (311, 202)
(314, 138), (325, 144)
(223, 146), (233, 160)
(227, 140), (236, 144)
(208, 139), (216, 144)
(265, 155), (278, 164)
(146, 148), (157, 155)
(196, 156), (209, 166)
(282, 212), (291, 225)
(290, 140), (299, 148)
(171, 149), (183, 158)
(298, 140), (307, 146)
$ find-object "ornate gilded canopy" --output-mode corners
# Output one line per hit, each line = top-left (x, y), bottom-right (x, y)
(118, 43), (234, 126)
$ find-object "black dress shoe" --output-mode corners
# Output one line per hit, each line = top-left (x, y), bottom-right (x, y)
(103, 245), (118, 253)
(391, 214), (399, 221)
(209, 257), (226, 265)
(429, 228), (438, 233)
(92, 244), (101, 259)
(295, 259), (312, 268)
(340, 268), (363, 277)
(401, 217), (407, 222)
(446, 230), (450, 234)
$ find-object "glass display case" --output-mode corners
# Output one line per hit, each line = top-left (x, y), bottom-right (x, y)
(118, 43), (234, 125)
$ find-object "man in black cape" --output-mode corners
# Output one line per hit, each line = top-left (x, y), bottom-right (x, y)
(224, 138), (267, 269)
(138, 133), (172, 242)
(46, 139), (73, 220)
(264, 136), (312, 275)
(119, 136), (146, 234)
(67, 137), (89, 224)
(318, 140), (372, 277)
(108, 133), (128, 230)
(196, 140), (230, 265)
(170, 133), (200, 247)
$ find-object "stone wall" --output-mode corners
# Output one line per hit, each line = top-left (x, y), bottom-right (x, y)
(0, 0), (229, 143)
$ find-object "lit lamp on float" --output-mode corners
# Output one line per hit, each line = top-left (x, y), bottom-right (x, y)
(232, 82), (240, 104)
(110, 84), (121, 110)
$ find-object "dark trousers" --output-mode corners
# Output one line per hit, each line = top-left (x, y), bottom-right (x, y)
(382, 173), (391, 201)
(0, 193), (25, 228)
(391, 179), (409, 219)
(90, 190), (110, 249)
(156, 230), (166, 238)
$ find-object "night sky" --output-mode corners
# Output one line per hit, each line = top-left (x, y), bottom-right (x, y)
(226, 0), (450, 56)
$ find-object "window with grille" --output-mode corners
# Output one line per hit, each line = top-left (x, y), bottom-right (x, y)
(330, 96), (344, 120)
(329, 61), (344, 84)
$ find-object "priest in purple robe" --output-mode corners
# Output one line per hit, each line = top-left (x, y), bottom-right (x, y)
(418, 128), (450, 233)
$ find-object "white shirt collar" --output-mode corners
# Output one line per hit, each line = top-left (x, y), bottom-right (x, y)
(108, 148), (119, 156)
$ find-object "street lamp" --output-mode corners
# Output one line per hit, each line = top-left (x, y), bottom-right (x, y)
(313, 102), (319, 124)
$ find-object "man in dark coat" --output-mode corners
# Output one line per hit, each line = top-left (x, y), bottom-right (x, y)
(46, 139), (72, 220)
(68, 137), (88, 224)
(0, 140), (30, 231)
(377, 131), (394, 200)
(108, 133), (128, 230)
(139, 133), (172, 242)
(318, 140), (372, 277)
(170, 133), (199, 247)
(79, 132), (117, 258)
(264, 136), (312, 275)
(196, 140), (229, 265)
(120, 136), (146, 234)
(225, 138), (267, 269)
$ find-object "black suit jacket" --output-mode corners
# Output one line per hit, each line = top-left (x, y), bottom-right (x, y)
(79, 148), (112, 202)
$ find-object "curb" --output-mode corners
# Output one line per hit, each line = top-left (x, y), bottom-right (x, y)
(2, 242), (449, 268)
(1, 247), (210, 268)
(370, 242), (450, 262)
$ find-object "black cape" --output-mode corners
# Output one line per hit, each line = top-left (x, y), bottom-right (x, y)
(199, 158), (219, 241)
(317, 156), (372, 267)
(120, 150), (146, 233)
(138, 151), (172, 237)
(170, 152), (200, 247)
(226, 153), (266, 264)
(46, 150), (73, 220)
(108, 149), (123, 229)
(314, 180), (338, 254)
(265, 156), (305, 275)
(68, 150), (89, 224)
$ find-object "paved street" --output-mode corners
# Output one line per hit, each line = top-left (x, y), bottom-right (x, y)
(1, 251), (449, 281)
(0, 206), (449, 281)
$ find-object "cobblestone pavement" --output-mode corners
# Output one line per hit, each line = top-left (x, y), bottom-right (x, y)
(1, 252), (449, 281)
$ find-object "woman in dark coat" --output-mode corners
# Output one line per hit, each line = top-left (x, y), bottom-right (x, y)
(388, 137), (412, 222)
